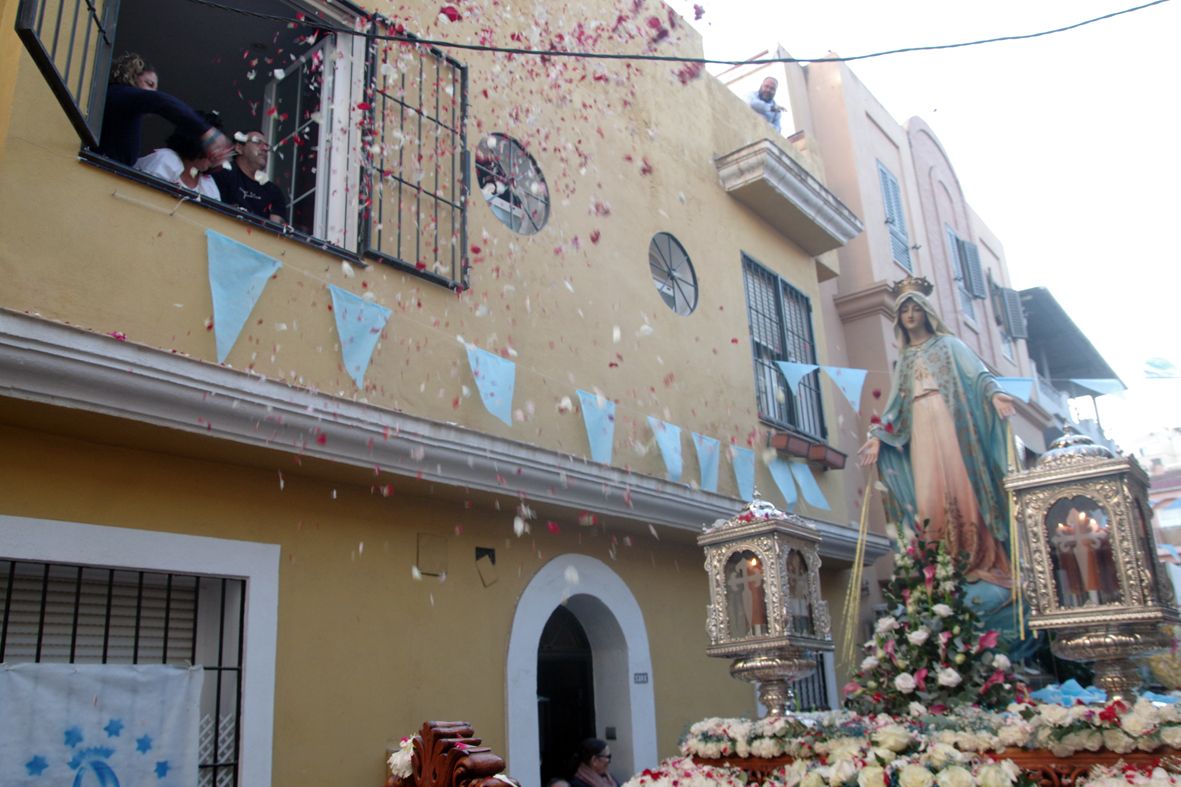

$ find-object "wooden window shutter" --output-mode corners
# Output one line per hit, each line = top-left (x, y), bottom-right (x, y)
(1001, 288), (1028, 339)
(961, 240), (987, 299)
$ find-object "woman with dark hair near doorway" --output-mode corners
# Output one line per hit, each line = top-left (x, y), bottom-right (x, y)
(568, 738), (618, 787)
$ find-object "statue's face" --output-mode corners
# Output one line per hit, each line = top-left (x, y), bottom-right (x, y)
(899, 300), (927, 332)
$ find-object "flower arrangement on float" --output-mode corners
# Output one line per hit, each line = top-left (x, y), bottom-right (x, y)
(1078, 762), (1181, 787)
(678, 698), (1181, 761)
(627, 733), (1032, 787)
(655, 528), (1181, 787)
(843, 530), (1019, 716)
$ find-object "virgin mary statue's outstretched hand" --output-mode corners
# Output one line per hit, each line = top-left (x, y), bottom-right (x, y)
(858, 276), (1016, 589)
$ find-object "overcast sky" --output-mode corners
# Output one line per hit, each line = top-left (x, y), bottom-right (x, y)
(668, 0), (1180, 448)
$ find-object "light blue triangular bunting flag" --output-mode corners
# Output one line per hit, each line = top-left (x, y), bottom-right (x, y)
(466, 345), (516, 426)
(731, 446), (754, 502)
(577, 389), (616, 464)
(995, 376), (1035, 402)
(775, 361), (819, 399)
(822, 365), (868, 412)
(206, 230), (282, 363)
(691, 432), (720, 493)
(1070, 378), (1125, 396)
(647, 416), (683, 482)
(767, 457), (799, 510)
(790, 461), (830, 510)
(328, 285), (391, 389)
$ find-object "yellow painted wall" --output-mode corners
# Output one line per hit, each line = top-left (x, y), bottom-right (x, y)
(0, 418), (753, 784)
(0, 0), (853, 521)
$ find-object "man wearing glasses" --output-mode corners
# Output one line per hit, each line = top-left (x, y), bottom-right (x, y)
(214, 130), (288, 225)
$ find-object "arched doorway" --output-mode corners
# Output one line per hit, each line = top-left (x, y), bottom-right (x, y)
(537, 606), (595, 785)
(506, 555), (657, 787)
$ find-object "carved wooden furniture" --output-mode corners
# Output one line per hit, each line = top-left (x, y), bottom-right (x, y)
(387, 721), (512, 787)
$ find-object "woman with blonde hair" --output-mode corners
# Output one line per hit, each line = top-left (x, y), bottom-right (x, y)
(98, 52), (230, 167)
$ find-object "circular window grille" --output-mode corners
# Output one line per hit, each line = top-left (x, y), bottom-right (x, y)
(474, 134), (549, 235)
(648, 232), (698, 315)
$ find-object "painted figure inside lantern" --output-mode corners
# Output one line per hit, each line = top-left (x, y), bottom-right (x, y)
(725, 551), (768, 638)
(1046, 497), (1120, 607)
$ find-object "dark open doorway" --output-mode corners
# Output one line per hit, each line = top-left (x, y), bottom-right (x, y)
(537, 605), (595, 786)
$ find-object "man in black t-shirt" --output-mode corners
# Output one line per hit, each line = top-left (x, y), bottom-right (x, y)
(213, 130), (288, 224)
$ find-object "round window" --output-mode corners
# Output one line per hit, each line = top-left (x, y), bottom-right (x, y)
(474, 133), (549, 235)
(648, 232), (698, 315)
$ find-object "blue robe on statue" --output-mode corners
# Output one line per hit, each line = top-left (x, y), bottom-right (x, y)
(870, 293), (1014, 592)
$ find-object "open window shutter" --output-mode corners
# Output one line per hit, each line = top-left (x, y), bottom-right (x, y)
(961, 240), (987, 299)
(1001, 288), (1028, 339)
(878, 163), (911, 269)
(15, 0), (120, 149)
(362, 18), (469, 287)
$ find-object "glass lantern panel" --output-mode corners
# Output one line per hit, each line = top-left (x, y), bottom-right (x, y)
(725, 550), (768, 638)
(1045, 496), (1120, 608)
(786, 550), (814, 636)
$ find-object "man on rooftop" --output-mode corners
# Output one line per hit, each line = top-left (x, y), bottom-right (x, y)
(748, 77), (786, 133)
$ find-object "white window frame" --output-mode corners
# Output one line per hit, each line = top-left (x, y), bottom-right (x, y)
(0, 515), (280, 787)
(15, 0), (466, 287)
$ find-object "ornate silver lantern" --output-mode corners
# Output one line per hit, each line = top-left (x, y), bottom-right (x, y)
(1006, 429), (1179, 697)
(698, 497), (832, 715)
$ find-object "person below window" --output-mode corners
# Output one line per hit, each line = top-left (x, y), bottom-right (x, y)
(748, 77), (785, 133)
(213, 130), (288, 224)
(134, 110), (225, 199)
(98, 52), (230, 167)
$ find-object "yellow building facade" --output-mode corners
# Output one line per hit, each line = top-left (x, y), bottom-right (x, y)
(0, 1), (887, 785)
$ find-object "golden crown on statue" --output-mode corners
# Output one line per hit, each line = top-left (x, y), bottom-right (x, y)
(888, 275), (935, 298)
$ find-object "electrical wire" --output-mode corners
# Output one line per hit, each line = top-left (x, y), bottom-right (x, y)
(182, 0), (1170, 65)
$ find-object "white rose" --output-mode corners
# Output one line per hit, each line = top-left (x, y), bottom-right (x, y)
(908, 702), (928, 718)
(936, 668), (962, 687)
(894, 672), (918, 694)
(830, 758), (858, 787)
(992, 654), (1011, 671)
(861, 656), (880, 670)
(926, 743), (963, 768)
(872, 747), (896, 764)
(932, 604), (953, 618)
(1122, 711), (1158, 737)
(1038, 704), (1069, 726)
(780, 760), (810, 787)
(1103, 728), (1136, 754)
(802, 771), (827, 787)
(873, 724), (913, 752)
(1160, 725), (1181, 747)
(935, 766), (973, 787)
(898, 764), (935, 787)
(859, 766), (886, 787)
(977, 764), (1015, 787)
(876, 616), (900, 634)
(997, 724), (1029, 747)
(908, 628), (931, 646)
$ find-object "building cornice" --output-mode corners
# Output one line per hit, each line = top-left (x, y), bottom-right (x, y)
(833, 281), (896, 324)
(0, 310), (891, 563)
(714, 139), (862, 270)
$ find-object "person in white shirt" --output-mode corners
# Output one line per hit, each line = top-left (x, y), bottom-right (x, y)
(135, 110), (224, 199)
(748, 77), (785, 133)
